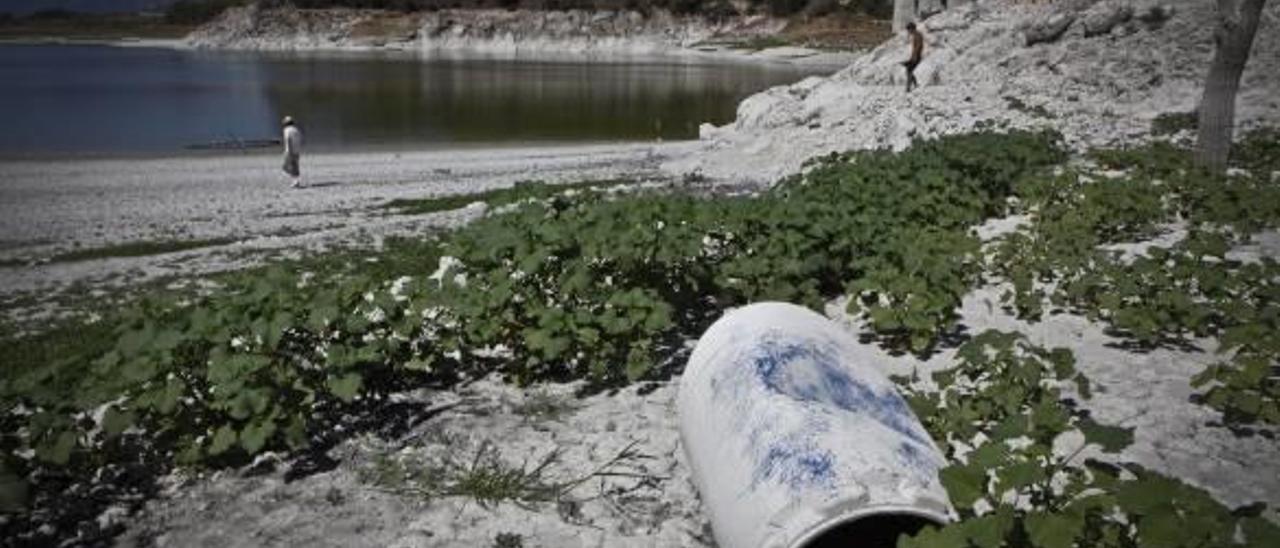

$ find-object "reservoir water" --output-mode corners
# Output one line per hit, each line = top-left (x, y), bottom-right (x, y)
(0, 44), (829, 157)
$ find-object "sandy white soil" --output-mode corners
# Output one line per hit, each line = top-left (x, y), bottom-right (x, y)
(117, 379), (712, 548)
(0, 142), (686, 312)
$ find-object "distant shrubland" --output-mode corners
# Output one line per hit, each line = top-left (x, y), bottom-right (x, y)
(165, 0), (252, 25)
(166, 0), (891, 25)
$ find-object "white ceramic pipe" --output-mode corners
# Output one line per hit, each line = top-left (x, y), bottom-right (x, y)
(677, 302), (951, 548)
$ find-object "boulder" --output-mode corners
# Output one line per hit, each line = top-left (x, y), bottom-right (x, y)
(1024, 12), (1076, 47)
(1083, 2), (1134, 37)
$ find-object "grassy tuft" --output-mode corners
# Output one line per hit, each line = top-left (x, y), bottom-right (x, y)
(364, 438), (650, 510)
(1152, 111), (1198, 135)
(446, 441), (562, 509)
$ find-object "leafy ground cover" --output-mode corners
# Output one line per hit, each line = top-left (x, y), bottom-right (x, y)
(2, 129), (1277, 545)
(991, 130), (1280, 427)
(898, 331), (1279, 547)
(0, 131), (1062, 543)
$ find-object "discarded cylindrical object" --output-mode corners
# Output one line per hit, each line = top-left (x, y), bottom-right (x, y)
(678, 302), (951, 548)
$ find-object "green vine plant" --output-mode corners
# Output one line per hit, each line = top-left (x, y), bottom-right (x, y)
(989, 131), (1280, 427)
(895, 330), (1280, 548)
(0, 130), (1155, 544)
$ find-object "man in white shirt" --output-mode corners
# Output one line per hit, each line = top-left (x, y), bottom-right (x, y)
(281, 116), (303, 189)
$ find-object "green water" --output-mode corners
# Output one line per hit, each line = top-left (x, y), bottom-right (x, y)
(0, 44), (830, 156)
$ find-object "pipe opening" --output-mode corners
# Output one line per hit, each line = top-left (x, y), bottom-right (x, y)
(799, 513), (938, 548)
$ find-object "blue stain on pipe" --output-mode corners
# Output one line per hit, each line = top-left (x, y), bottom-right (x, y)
(755, 441), (837, 490)
(897, 441), (935, 476)
(751, 337), (931, 446)
(712, 330), (937, 494)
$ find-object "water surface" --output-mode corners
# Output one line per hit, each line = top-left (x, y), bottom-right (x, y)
(0, 44), (829, 157)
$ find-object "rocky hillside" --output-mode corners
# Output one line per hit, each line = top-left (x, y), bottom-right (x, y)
(668, 0), (1280, 184)
(188, 5), (786, 55)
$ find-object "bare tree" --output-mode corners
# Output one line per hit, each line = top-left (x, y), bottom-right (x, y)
(894, 0), (916, 32)
(1196, 0), (1268, 173)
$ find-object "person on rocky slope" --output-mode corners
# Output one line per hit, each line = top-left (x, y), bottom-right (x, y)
(902, 22), (925, 93)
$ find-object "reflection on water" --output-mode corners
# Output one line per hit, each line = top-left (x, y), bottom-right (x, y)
(0, 44), (830, 156)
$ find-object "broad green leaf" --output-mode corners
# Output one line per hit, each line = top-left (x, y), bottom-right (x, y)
(265, 311), (295, 348)
(283, 413), (309, 449)
(1116, 475), (1180, 514)
(998, 460), (1046, 492)
(624, 347), (652, 383)
(157, 378), (185, 416)
(239, 419), (276, 455)
(36, 430), (78, 465)
(207, 354), (271, 385)
(121, 358), (159, 383)
(896, 524), (967, 548)
(227, 388), (270, 420)
(403, 356), (434, 372)
(965, 507), (1014, 547)
(968, 442), (1008, 470)
(101, 406), (135, 438)
(308, 304), (339, 331)
(327, 373), (363, 403)
(939, 464), (985, 509)
(116, 324), (155, 358)
(208, 425), (237, 456)
(151, 328), (185, 352)
(1077, 417), (1134, 453)
(1025, 512), (1082, 548)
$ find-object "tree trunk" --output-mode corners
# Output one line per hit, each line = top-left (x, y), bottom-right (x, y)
(893, 0), (916, 32)
(1196, 0), (1267, 173)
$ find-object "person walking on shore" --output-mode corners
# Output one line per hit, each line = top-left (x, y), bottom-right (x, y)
(281, 116), (303, 189)
(901, 22), (924, 93)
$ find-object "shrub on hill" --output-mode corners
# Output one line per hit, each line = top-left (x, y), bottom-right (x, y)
(204, 0), (892, 19)
(165, 0), (250, 24)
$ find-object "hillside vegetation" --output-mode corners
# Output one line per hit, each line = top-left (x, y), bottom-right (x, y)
(0, 10), (194, 38)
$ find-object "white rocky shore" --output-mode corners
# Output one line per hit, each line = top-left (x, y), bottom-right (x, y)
(186, 6), (858, 66)
(0, 142), (688, 320)
(666, 0), (1280, 184)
